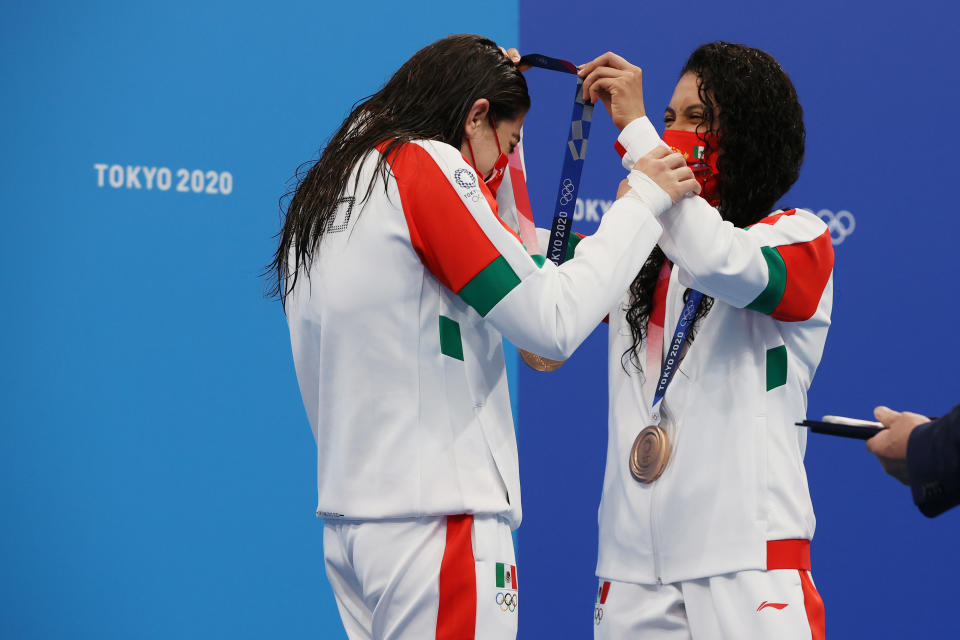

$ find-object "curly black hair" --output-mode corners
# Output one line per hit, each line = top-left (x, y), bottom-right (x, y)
(622, 41), (805, 372)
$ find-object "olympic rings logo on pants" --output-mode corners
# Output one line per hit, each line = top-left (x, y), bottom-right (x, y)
(594, 606), (603, 625)
(496, 591), (518, 612)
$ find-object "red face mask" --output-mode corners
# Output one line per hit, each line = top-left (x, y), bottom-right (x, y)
(466, 115), (509, 197)
(661, 129), (720, 207)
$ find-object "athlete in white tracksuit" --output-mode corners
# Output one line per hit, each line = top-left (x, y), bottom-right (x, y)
(578, 45), (832, 639)
(273, 36), (699, 640)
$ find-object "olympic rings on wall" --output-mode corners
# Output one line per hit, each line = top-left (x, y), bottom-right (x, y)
(817, 209), (856, 245)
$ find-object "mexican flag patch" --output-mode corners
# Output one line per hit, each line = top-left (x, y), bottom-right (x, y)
(496, 563), (517, 589)
(596, 581), (610, 604)
(692, 145), (706, 160)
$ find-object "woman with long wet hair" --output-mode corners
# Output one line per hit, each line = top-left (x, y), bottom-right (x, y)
(578, 43), (833, 639)
(269, 34), (697, 639)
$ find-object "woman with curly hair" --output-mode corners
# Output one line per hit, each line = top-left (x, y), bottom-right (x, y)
(269, 34), (698, 640)
(576, 43), (833, 639)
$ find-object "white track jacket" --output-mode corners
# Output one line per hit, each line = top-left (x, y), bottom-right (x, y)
(286, 138), (670, 529)
(596, 118), (835, 584)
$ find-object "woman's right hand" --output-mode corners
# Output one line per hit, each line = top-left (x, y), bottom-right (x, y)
(500, 47), (531, 71)
(633, 147), (701, 204)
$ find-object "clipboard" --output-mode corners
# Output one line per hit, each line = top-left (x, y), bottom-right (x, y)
(796, 416), (885, 440)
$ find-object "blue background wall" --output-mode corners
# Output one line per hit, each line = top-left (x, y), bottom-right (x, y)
(517, 0), (960, 638)
(0, 2), (516, 638)
(3, 0), (958, 638)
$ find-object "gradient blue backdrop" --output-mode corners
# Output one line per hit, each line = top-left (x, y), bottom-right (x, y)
(0, 2), (516, 638)
(3, 1), (958, 638)
(517, 1), (960, 638)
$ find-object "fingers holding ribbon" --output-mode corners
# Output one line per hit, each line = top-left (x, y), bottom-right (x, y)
(499, 46), (531, 71)
(577, 52), (645, 130)
(577, 50), (635, 76)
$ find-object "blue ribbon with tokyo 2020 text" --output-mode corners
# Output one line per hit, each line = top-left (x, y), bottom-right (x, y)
(519, 54), (703, 417)
(650, 290), (703, 422)
(518, 54), (593, 266)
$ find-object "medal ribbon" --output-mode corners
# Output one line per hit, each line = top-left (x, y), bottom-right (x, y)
(642, 260), (672, 398)
(504, 142), (538, 251)
(518, 53), (594, 266)
(649, 289), (703, 424)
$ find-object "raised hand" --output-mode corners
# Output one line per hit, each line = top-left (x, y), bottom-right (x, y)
(499, 47), (531, 72)
(578, 52), (645, 130)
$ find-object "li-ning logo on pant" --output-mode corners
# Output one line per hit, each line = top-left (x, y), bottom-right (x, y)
(757, 601), (789, 612)
(816, 209), (855, 245)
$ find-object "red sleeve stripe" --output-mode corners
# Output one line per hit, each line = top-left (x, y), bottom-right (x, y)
(772, 228), (833, 321)
(754, 208), (798, 227)
(745, 228), (834, 322)
(614, 140), (627, 159)
(380, 141), (502, 294)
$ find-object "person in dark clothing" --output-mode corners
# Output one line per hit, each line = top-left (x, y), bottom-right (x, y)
(867, 404), (960, 517)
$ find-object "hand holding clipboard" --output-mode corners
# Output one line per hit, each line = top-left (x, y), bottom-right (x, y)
(797, 416), (885, 440)
(797, 413), (937, 440)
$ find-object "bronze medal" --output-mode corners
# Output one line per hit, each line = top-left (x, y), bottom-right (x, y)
(629, 425), (670, 483)
(518, 348), (565, 372)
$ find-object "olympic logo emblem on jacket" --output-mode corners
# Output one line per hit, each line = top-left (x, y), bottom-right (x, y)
(817, 209), (855, 245)
(453, 168), (482, 203)
(454, 168), (477, 189)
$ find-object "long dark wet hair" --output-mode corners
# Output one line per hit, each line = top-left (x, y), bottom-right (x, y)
(267, 34), (530, 304)
(623, 41), (805, 371)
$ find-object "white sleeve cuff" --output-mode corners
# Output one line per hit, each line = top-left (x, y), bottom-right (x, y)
(617, 117), (668, 170)
(625, 169), (672, 216)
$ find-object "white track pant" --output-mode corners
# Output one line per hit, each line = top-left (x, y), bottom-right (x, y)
(594, 541), (825, 639)
(323, 514), (518, 640)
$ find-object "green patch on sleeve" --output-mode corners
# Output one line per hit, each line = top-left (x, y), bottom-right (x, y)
(746, 247), (787, 315)
(439, 315), (464, 361)
(458, 256), (521, 317)
(766, 345), (787, 391)
(565, 233), (584, 262)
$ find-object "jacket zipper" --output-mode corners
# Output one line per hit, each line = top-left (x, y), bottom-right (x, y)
(649, 406), (663, 585)
(650, 479), (662, 584)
